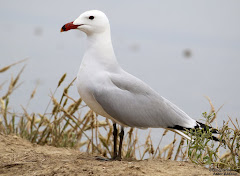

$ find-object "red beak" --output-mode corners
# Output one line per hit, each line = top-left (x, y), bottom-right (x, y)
(60, 21), (80, 32)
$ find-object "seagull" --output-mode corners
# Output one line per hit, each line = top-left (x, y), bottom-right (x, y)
(61, 10), (219, 160)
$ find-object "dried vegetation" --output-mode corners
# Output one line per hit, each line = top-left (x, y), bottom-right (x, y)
(0, 60), (239, 173)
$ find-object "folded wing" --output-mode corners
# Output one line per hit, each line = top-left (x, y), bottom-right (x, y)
(93, 70), (196, 129)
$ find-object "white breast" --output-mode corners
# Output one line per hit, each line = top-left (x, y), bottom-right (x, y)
(76, 65), (127, 126)
(76, 67), (105, 116)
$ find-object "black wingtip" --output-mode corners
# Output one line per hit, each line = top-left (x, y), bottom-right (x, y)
(195, 121), (219, 134)
(168, 122), (222, 142)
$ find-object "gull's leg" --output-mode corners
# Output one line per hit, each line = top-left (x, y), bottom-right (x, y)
(112, 123), (118, 159)
(117, 126), (124, 160)
(95, 123), (118, 161)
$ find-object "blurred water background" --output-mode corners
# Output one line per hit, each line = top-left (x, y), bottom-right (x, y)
(1, 0), (240, 150)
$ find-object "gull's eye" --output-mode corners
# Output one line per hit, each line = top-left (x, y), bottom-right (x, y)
(89, 16), (94, 20)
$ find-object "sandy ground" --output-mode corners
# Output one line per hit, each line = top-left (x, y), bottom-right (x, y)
(0, 134), (238, 176)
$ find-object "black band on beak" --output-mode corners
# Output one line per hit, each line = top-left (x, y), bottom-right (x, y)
(61, 25), (66, 32)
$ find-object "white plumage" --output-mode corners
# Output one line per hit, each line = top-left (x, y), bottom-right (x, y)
(62, 10), (198, 144)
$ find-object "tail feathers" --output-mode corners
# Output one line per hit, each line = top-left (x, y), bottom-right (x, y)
(168, 129), (193, 141)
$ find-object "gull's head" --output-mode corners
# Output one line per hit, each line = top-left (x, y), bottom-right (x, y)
(61, 10), (110, 35)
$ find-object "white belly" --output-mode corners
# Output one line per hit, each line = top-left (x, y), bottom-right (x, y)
(77, 75), (126, 126)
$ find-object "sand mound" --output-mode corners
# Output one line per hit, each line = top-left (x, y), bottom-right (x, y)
(0, 133), (224, 176)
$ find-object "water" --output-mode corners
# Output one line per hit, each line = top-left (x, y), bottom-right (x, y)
(1, 0), (240, 152)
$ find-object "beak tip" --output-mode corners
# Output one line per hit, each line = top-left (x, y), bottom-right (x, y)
(60, 24), (66, 32)
(60, 22), (78, 33)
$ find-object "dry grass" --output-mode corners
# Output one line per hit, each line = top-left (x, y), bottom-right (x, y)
(0, 60), (239, 173)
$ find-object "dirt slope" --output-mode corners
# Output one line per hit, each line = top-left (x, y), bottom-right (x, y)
(0, 133), (235, 176)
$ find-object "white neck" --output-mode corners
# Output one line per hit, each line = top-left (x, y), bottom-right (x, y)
(82, 28), (120, 71)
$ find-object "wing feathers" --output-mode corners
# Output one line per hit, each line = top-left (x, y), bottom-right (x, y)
(93, 71), (196, 129)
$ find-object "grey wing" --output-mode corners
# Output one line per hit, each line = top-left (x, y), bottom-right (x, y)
(93, 71), (196, 128)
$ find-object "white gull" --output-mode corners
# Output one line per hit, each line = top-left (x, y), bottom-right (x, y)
(61, 10), (218, 160)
